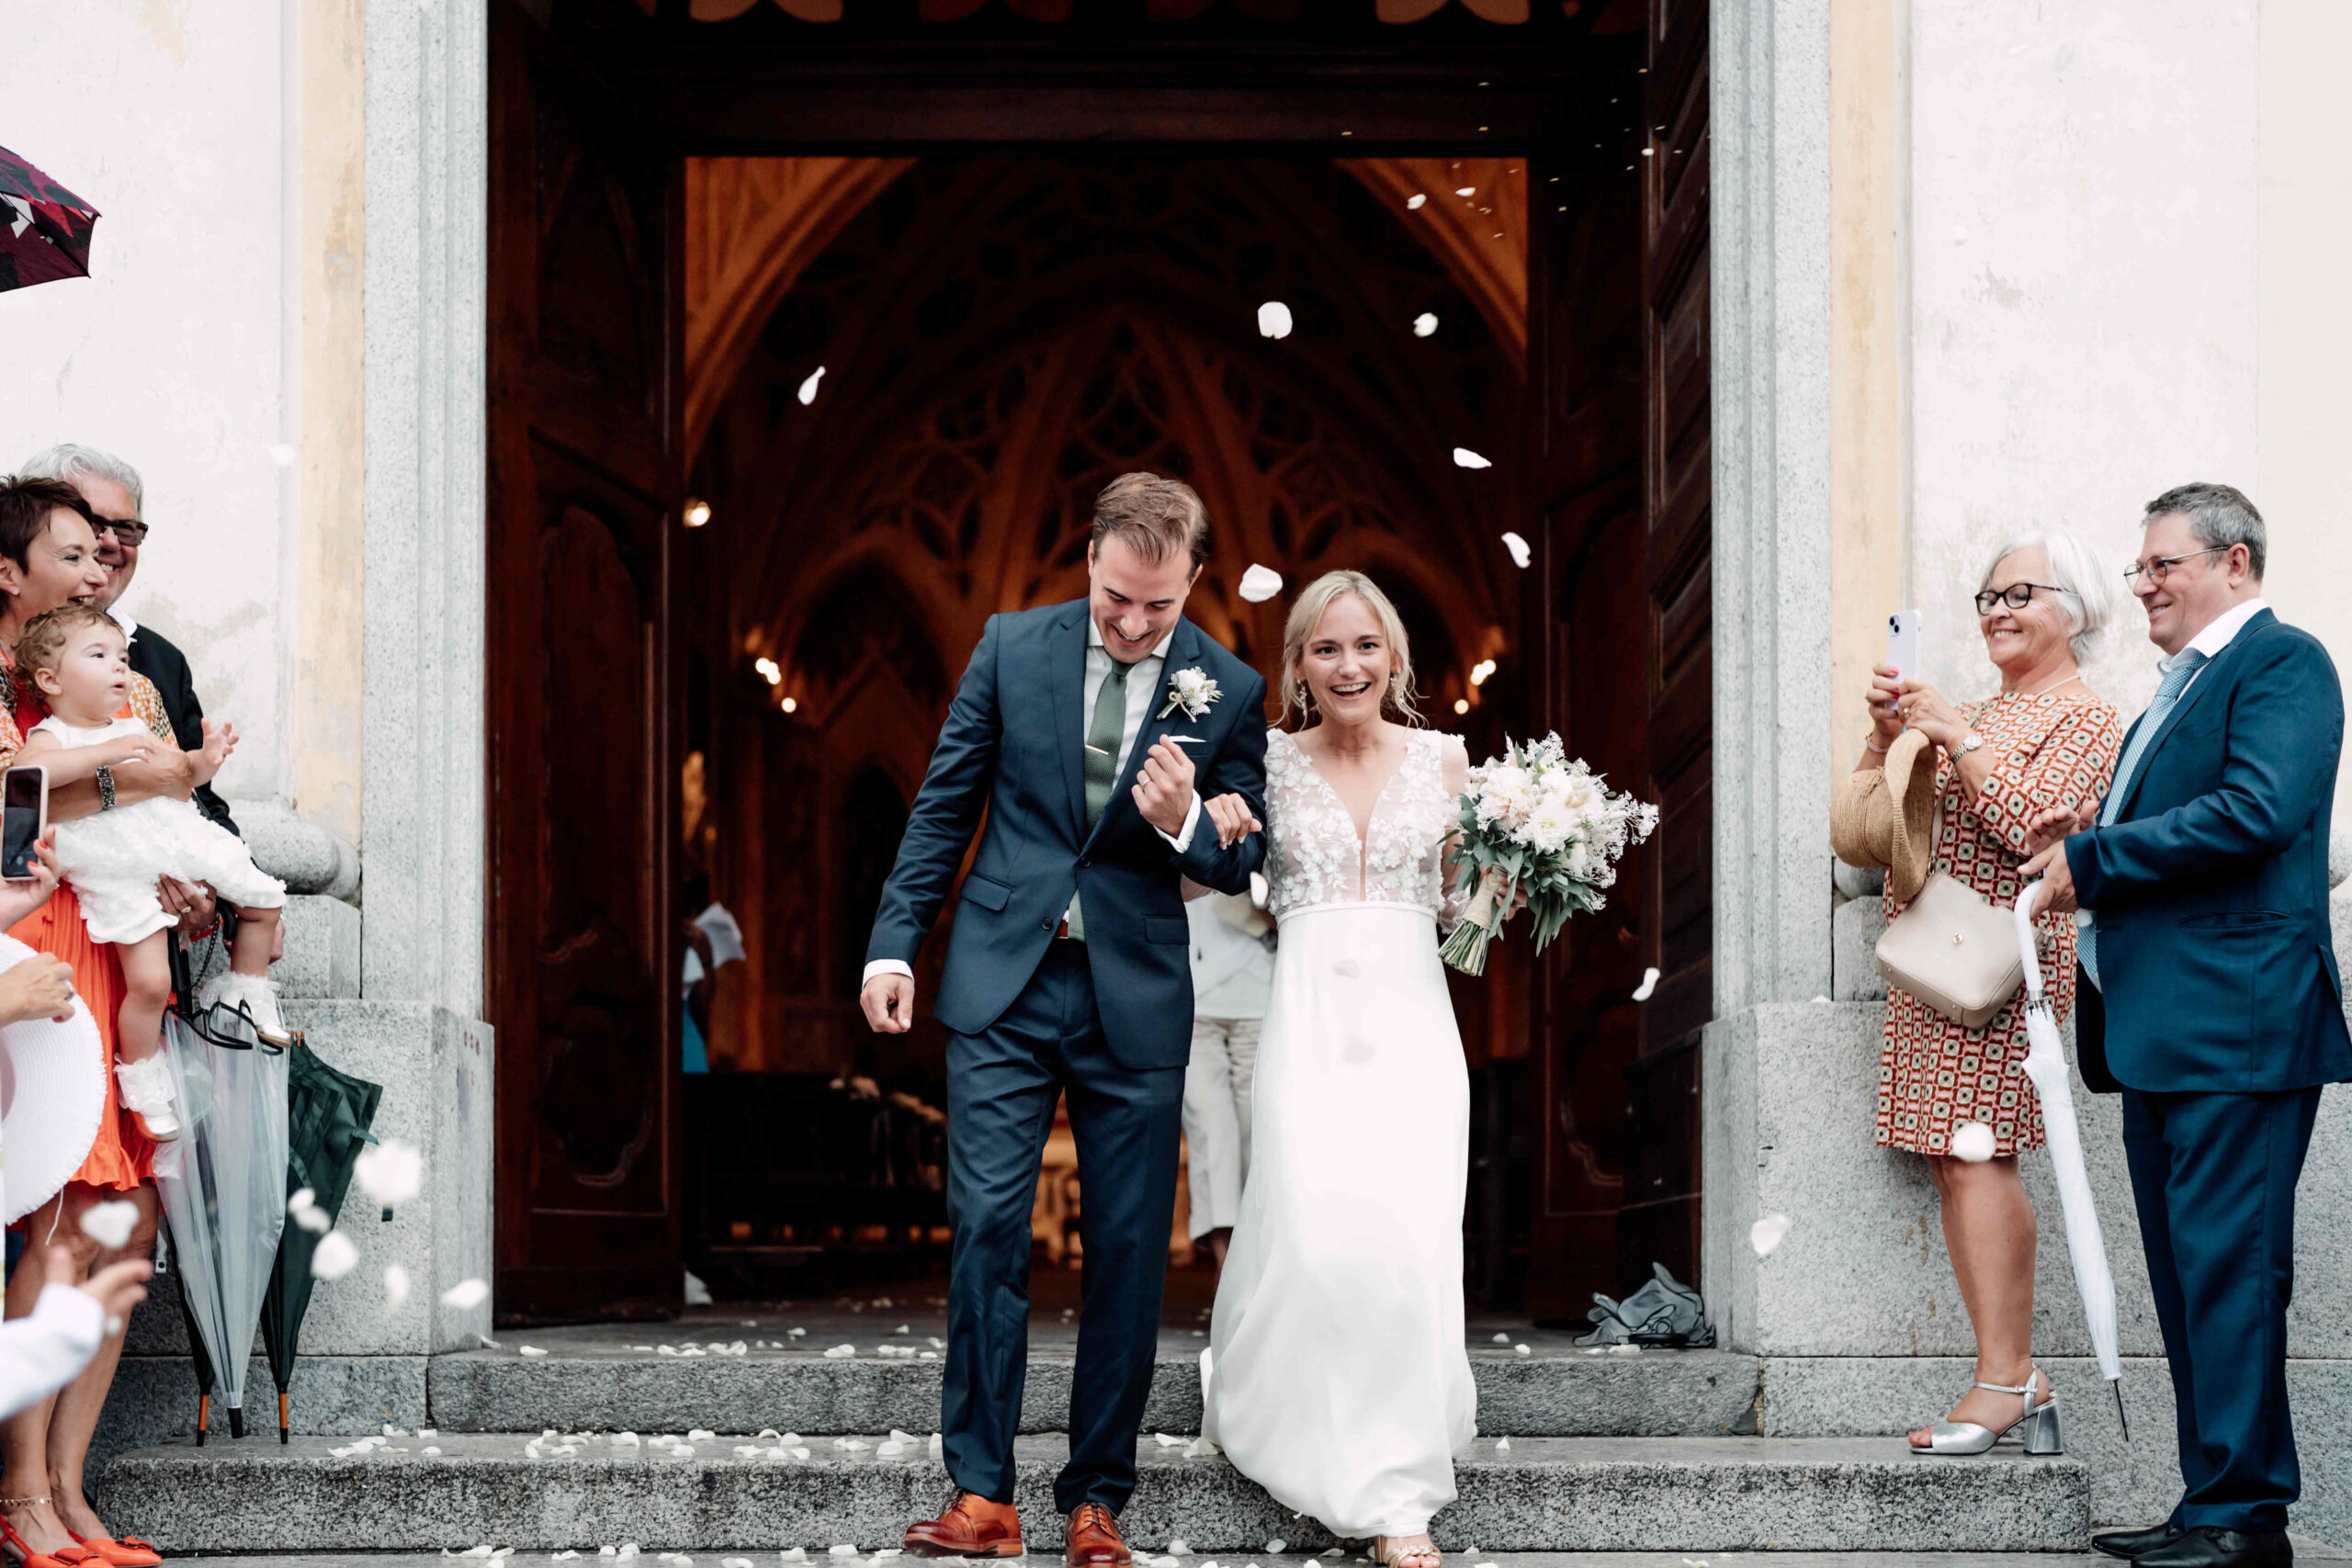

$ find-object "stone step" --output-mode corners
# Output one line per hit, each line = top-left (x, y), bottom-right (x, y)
(171, 1555), (2232, 1568)
(427, 1341), (1758, 1439)
(96, 1434), (2088, 1556)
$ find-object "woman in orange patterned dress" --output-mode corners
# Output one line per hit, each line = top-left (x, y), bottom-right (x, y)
(1853, 534), (2125, 1455)
(0, 479), (201, 1568)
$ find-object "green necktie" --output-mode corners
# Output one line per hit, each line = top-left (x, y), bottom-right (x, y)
(1083, 656), (1134, 829)
(1068, 657), (1133, 942)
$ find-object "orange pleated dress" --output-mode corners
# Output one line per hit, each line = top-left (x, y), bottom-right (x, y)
(0, 660), (175, 1208)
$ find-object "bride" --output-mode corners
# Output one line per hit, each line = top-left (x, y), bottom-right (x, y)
(1196, 569), (1494, 1568)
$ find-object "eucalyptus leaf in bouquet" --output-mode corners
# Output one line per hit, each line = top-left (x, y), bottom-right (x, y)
(1439, 731), (1659, 976)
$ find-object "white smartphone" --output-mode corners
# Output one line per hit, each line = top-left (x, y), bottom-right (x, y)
(1885, 609), (1922, 685)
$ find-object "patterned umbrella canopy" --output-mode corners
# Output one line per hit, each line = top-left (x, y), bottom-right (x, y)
(0, 145), (99, 291)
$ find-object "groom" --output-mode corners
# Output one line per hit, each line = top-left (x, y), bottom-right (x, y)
(2027, 483), (2349, 1568)
(861, 472), (1269, 1566)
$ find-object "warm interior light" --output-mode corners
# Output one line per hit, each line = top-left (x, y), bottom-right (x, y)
(1453, 698), (1471, 715)
(1469, 659), (1497, 687)
(753, 656), (782, 686)
(781, 695), (798, 714)
(683, 498), (712, 528)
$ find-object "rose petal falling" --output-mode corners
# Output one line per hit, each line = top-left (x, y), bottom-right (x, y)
(1256, 301), (1294, 340)
(1453, 447), (1492, 469)
(442, 1278), (492, 1310)
(1406, 194), (1427, 209)
(1250, 871), (1270, 908)
(1750, 1212), (1793, 1257)
(1500, 531), (1532, 568)
(79, 1200), (139, 1251)
(1951, 1121), (1996, 1163)
(1238, 564), (1283, 603)
(355, 1137), (424, 1209)
(311, 1230), (360, 1280)
(797, 367), (826, 405)
(1631, 965), (1661, 1001)
(1413, 312), (1438, 337)
(288, 1189), (332, 1235)
(1455, 186), (1476, 197)
(384, 1263), (412, 1311)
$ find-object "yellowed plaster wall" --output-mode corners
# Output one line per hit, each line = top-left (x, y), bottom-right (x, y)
(1827, 0), (1905, 787)
(2256, 0), (2352, 829)
(295, 0), (367, 843)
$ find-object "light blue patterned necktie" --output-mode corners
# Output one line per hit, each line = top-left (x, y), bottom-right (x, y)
(2079, 647), (2208, 987)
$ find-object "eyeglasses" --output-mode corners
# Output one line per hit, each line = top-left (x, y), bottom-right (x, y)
(2122, 546), (2227, 587)
(88, 516), (150, 546)
(1973, 582), (2074, 615)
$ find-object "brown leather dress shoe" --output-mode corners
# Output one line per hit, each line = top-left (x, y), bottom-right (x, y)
(904, 1492), (1024, 1559)
(1065, 1503), (1132, 1568)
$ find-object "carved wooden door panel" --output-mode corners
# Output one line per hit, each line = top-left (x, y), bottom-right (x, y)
(488, 0), (684, 1323)
(1525, 0), (1710, 1319)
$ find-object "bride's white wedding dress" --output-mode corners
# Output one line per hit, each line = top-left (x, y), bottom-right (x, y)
(1201, 726), (1476, 1539)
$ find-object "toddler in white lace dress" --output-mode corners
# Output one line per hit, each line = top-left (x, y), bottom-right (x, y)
(10, 604), (287, 1142)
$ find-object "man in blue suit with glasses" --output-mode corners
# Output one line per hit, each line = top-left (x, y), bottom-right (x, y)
(2027, 482), (2350, 1568)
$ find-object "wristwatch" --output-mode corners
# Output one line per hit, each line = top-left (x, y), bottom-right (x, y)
(95, 764), (117, 812)
(1948, 731), (1987, 761)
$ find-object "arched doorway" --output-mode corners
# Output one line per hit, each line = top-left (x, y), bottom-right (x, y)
(483, 5), (1705, 1324)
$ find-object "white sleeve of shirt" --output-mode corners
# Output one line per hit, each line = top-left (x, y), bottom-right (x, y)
(861, 959), (914, 985)
(0, 1283), (106, 1423)
(1154, 791), (1203, 853)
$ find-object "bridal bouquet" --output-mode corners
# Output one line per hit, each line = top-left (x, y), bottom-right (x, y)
(1439, 732), (1659, 976)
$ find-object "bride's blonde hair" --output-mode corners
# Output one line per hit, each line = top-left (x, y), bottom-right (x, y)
(1279, 570), (1422, 729)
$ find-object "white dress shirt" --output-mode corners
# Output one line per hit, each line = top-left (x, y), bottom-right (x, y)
(862, 619), (1203, 986)
(2165, 596), (2267, 698)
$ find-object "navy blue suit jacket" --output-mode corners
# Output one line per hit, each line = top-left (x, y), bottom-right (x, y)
(865, 602), (1270, 1070)
(2067, 609), (2352, 1094)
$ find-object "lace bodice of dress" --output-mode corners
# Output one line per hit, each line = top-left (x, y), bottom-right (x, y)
(1262, 727), (1469, 924)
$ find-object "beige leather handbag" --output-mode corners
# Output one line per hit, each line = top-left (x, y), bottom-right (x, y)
(1873, 817), (2026, 1029)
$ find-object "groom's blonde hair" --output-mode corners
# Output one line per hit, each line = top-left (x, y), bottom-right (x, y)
(1280, 570), (1421, 729)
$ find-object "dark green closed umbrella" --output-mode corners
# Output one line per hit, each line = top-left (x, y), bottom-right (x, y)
(259, 1043), (382, 1443)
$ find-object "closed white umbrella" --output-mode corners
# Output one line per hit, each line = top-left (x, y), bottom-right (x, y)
(2013, 885), (2129, 1438)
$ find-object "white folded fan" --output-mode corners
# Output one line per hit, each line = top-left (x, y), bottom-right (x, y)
(0, 932), (106, 1225)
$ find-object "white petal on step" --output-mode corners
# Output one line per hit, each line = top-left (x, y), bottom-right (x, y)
(80, 1200), (139, 1250)
(442, 1278), (491, 1310)
(894, 1324), (910, 1334)
(1951, 1121), (1996, 1163)
(659, 1346), (679, 1356)
(788, 1326), (808, 1337)
(1167, 1542), (1192, 1556)
(1631, 965), (1661, 1001)
(356, 1138), (425, 1208)
(726, 1560), (757, 1568)
(1453, 446), (1492, 469)
(1499, 532), (1532, 570)
(783, 1552), (809, 1563)
(1513, 1344), (1531, 1355)
(385, 1264), (412, 1311)
(1238, 563), (1283, 603)
(689, 1428), (717, 1440)
(1496, 1436), (1511, 1450)
(925, 1337), (944, 1348)
(919, 1350), (937, 1360)
(793, 1446), (811, 1459)
(1153, 1432), (1187, 1447)
(424, 1445), (442, 1455)
(612, 1431), (640, 1446)
(1266, 1542), (1286, 1555)
(1412, 312), (1439, 337)
(1324, 1553), (1343, 1560)
(797, 367), (826, 405)
(1257, 301), (1294, 339)
(1407, 193), (1427, 209)
(311, 1230), (361, 1280)
(1750, 1212), (1793, 1256)
(1185, 1435), (1222, 1458)
(1490, 1333), (1510, 1344)
(877, 1441), (907, 1457)
(1609, 1343), (1643, 1357)
(823, 1344), (857, 1359)
(831, 1548), (859, 1557)
(520, 1346), (549, 1358)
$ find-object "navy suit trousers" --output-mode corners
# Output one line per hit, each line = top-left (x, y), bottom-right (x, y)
(2121, 1085), (2322, 1532)
(941, 941), (1184, 1514)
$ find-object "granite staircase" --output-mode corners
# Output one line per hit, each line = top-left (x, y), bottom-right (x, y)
(92, 1308), (2104, 1562)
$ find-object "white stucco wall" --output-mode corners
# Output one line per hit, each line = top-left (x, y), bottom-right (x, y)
(0, 2), (296, 807)
(1903, 0), (2261, 721)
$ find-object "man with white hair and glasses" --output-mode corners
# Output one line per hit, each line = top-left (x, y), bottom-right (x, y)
(2025, 482), (2349, 1568)
(19, 444), (237, 839)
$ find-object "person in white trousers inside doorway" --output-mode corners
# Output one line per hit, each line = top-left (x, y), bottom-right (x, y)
(1180, 888), (1273, 1269)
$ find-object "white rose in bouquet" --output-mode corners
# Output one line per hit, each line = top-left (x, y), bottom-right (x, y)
(1476, 764), (1534, 831)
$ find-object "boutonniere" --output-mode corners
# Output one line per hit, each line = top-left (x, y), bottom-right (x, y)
(1159, 666), (1221, 720)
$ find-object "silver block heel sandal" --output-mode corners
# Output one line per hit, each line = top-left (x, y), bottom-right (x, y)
(1908, 1368), (2064, 1456)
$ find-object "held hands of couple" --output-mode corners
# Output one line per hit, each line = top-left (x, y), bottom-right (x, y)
(2019, 799), (2098, 917)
